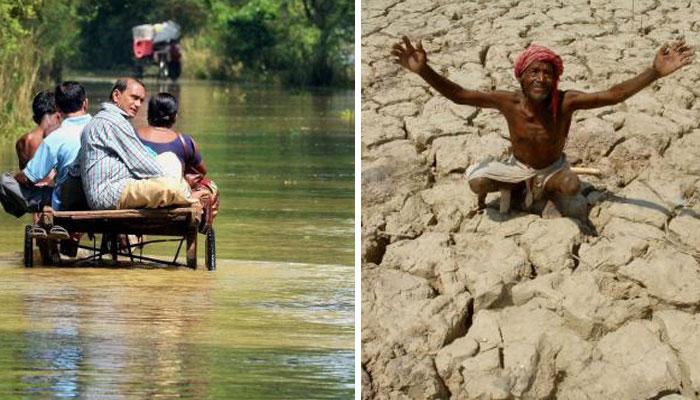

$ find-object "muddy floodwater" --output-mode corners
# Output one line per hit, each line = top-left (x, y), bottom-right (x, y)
(0, 79), (354, 398)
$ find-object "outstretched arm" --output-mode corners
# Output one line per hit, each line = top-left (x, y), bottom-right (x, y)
(563, 40), (695, 112)
(391, 36), (510, 109)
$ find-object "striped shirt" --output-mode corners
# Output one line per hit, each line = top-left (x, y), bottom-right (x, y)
(79, 102), (164, 209)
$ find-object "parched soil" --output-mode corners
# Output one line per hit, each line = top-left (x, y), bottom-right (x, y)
(361, 1), (700, 399)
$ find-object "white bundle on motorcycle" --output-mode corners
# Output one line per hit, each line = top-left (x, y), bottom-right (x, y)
(152, 21), (181, 44)
(132, 21), (180, 44)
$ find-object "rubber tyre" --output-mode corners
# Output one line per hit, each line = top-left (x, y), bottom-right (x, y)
(205, 228), (216, 271)
(24, 225), (33, 268)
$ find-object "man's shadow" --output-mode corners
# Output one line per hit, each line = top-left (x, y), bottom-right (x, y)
(481, 188), (691, 237)
(603, 192), (699, 220)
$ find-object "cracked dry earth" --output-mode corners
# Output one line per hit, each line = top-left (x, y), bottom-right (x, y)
(360, 1), (700, 399)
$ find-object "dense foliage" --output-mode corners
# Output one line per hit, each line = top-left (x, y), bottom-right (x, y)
(3, 0), (353, 86)
(0, 0), (352, 138)
(0, 0), (75, 135)
(76, 0), (208, 73)
(74, 0), (353, 86)
(208, 0), (353, 85)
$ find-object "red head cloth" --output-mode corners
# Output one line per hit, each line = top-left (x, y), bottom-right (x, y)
(514, 44), (564, 121)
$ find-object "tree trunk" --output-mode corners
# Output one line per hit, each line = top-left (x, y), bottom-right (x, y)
(311, 31), (332, 86)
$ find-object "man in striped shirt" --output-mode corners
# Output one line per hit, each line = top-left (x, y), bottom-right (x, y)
(78, 77), (196, 210)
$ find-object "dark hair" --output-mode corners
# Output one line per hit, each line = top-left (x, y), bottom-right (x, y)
(55, 81), (86, 114)
(110, 77), (145, 101)
(31, 91), (57, 125)
(147, 92), (178, 128)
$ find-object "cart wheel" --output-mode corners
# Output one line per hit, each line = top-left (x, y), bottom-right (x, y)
(205, 228), (216, 271)
(24, 225), (33, 268)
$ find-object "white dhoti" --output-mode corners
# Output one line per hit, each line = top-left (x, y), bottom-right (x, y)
(466, 155), (570, 208)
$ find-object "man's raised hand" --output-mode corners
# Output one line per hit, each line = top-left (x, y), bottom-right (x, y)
(653, 40), (695, 77)
(391, 36), (427, 74)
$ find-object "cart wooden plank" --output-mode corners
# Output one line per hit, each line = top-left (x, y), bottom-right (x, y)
(27, 205), (214, 270)
(52, 207), (199, 220)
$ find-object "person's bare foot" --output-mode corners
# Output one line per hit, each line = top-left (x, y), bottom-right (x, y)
(477, 193), (487, 210)
(542, 199), (562, 219)
(465, 194), (487, 218)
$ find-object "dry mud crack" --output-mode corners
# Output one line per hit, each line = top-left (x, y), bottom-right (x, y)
(361, 1), (700, 399)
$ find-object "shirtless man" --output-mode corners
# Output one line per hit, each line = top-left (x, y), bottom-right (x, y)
(391, 37), (694, 216)
(15, 91), (61, 169)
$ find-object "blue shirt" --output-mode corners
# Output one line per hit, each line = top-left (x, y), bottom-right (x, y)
(79, 102), (164, 210)
(23, 114), (92, 210)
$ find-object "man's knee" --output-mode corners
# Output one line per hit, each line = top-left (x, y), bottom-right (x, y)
(559, 174), (580, 196)
(0, 172), (29, 217)
(118, 177), (195, 209)
(469, 177), (493, 195)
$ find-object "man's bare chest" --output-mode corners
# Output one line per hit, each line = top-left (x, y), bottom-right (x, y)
(509, 119), (563, 146)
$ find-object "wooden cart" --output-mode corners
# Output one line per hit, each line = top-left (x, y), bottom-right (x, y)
(23, 206), (215, 271)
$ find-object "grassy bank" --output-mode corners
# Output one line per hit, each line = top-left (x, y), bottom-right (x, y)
(0, 38), (40, 141)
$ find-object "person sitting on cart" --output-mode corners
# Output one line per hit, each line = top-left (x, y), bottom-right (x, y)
(15, 91), (62, 170)
(0, 82), (92, 218)
(137, 92), (219, 231)
(77, 77), (199, 211)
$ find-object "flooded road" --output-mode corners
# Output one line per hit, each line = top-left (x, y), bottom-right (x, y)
(0, 259), (353, 398)
(0, 79), (354, 398)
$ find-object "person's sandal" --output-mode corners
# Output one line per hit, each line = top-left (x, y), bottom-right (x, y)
(29, 226), (48, 239)
(47, 226), (70, 240)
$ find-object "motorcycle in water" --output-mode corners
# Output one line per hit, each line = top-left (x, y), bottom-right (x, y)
(132, 21), (182, 81)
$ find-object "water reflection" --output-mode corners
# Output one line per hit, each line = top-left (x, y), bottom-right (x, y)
(0, 261), (353, 398)
(15, 268), (213, 398)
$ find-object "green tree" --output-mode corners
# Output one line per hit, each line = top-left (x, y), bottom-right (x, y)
(218, 0), (278, 70)
(0, 0), (353, 96)
(33, 0), (80, 82)
(0, 0), (35, 57)
(76, 0), (207, 70)
(0, 0), (39, 137)
(209, 0), (352, 86)
(299, 0), (353, 85)
(76, 0), (154, 69)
